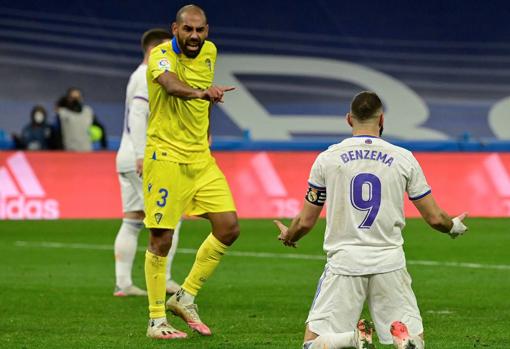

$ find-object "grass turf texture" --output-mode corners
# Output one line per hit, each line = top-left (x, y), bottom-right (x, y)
(0, 218), (509, 348)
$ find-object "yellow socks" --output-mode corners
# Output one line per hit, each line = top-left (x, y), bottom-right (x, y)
(182, 233), (227, 296)
(145, 250), (167, 319)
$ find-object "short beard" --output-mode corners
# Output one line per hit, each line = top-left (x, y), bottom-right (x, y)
(178, 37), (203, 58)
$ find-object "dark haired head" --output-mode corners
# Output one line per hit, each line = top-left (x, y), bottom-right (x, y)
(350, 91), (383, 121)
(141, 28), (172, 53)
(63, 87), (83, 112)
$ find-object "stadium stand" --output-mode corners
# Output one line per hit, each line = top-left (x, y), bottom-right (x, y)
(0, 1), (509, 151)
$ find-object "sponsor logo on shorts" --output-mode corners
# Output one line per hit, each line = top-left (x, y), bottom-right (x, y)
(155, 212), (163, 224)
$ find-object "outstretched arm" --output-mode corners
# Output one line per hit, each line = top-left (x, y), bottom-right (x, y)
(274, 201), (323, 247)
(412, 194), (468, 239)
(156, 71), (234, 103)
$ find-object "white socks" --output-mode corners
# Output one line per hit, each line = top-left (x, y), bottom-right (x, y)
(307, 332), (355, 349)
(166, 220), (181, 283)
(150, 317), (167, 327)
(410, 336), (425, 349)
(175, 288), (195, 305)
(114, 218), (143, 288)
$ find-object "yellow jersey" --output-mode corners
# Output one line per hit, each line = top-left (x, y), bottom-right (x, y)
(146, 37), (217, 163)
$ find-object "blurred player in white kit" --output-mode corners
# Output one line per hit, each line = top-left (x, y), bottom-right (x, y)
(274, 91), (468, 349)
(114, 28), (181, 296)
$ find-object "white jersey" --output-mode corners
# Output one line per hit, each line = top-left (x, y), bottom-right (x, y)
(308, 136), (431, 276)
(116, 64), (149, 173)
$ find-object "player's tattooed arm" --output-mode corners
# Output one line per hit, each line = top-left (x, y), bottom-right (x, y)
(274, 201), (323, 247)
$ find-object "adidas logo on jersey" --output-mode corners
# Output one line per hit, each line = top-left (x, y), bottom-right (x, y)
(0, 152), (60, 219)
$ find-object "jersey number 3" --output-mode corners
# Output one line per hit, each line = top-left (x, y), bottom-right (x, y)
(350, 173), (381, 229)
(157, 188), (169, 207)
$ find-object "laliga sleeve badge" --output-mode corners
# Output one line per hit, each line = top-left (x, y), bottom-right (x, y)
(158, 59), (170, 70)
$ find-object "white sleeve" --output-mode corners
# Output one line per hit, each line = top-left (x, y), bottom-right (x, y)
(306, 153), (327, 206)
(406, 154), (431, 200)
(308, 153), (326, 189)
(128, 97), (149, 159)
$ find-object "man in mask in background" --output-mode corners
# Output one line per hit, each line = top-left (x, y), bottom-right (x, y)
(57, 87), (94, 151)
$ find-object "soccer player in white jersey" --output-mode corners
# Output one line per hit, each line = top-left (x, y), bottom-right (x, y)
(114, 29), (181, 296)
(274, 91), (468, 349)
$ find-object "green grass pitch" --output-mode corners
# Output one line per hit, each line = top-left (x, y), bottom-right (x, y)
(0, 218), (509, 348)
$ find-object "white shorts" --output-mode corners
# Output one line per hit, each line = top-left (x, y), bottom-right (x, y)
(306, 267), (423, 345)
(118, 171), (144, 213)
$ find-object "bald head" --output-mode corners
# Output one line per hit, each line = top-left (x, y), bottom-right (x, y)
(176, 4), (207, 24)
(172, 4), (209, 58)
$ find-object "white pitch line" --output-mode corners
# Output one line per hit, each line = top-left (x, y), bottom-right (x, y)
(426, 310), (455, 314)
(13, 241), (510, 271)
(13, 241), (324, 261)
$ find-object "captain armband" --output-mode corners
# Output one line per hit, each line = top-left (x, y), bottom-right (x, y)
(305, 186), (326, 206)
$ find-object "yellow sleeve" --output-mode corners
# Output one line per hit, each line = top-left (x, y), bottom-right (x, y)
(148, 44), (177, 82)
(209, 41), (217, 78)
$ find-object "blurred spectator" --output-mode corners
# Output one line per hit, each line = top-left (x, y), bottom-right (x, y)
(12, 105), (53, 150)
(57, 87), (108, 151)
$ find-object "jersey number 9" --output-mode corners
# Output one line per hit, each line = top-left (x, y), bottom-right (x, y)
(350, 173), (381, 229)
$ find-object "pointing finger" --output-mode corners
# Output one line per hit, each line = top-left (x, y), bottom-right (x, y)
(220, 86), (236, 92)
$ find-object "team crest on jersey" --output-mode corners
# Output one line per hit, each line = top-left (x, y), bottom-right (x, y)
(305, 186), (326, 206)
(155, 213), (163, 224)
(205, 58), (212, 71)
(307, 190), (318, 203)
(158, 59), (170, 70)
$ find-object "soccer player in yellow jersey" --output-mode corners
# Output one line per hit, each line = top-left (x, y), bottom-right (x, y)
(143, 4), (239, 340)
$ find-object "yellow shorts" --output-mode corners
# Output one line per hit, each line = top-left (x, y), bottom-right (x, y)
(143, 157), (236, 229)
